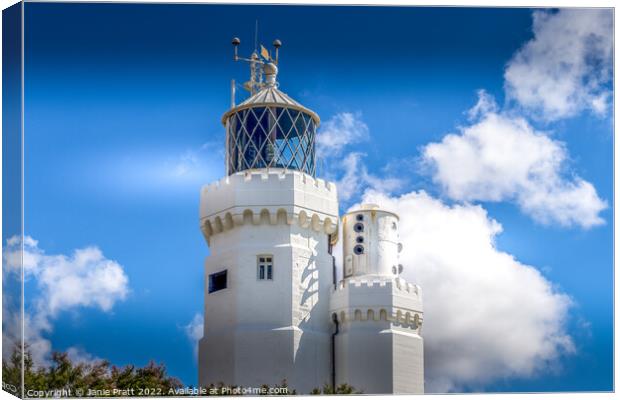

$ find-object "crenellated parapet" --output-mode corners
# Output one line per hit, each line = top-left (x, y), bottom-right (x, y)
(336, 276), (421, 295)
(199, 169), (339, 245)
(332, 307), (423, 331)
(330, 277), (423, 332)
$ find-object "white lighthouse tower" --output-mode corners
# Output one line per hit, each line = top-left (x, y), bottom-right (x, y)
(198, 38), (424, 394)
(198, 38), (339, 393)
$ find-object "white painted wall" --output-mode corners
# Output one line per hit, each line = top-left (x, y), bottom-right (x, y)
(198, 174), (424, 395)
(342, 205), (402, 278)
(198, 169), (339, 393)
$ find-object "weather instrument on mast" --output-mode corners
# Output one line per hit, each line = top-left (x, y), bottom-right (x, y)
(223, 35), (319, 177)
(231, 37), (282, 97)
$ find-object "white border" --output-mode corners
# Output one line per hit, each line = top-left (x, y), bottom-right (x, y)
(0, 2), (616, 400)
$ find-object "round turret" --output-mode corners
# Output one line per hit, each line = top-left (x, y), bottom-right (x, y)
(342, 204), (403, 278)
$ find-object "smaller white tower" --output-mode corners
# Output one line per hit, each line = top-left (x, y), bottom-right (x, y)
(330, 204), (424, 394)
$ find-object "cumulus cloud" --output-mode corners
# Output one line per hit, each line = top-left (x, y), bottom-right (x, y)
(183, 313), (204, 360)
(422, 91), (606, 228)
(65, 346), (103, 365)
(504, 9), (613, 121)
(316, 112), (369, 158)
(92, 140), (224, 199)
(314, 113), (406, 204)
(336, 152), (405, 202)
(355, 190), (574, 392)
(170, 141), (225, 180)
(2, 236), (129, 365)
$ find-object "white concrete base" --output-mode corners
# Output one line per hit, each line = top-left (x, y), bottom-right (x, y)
(330, 277), (424, 394)
(334, 324), (424, 394)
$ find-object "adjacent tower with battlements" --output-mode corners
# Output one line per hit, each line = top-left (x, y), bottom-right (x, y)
(329, 204), (424, 394)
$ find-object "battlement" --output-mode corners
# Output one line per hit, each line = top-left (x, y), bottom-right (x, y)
(330, 306), (423, 331)
(336, 277), (421, 295)
(199, 169), (339, 245)
(201, 169), (337, 197)
(329, 276), (423, 331)
(200, 206), (339, 245)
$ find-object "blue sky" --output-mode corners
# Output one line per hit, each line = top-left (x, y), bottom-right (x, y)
(14, 3), (612, 393)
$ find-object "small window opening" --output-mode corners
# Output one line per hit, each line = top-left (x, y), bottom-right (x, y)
(258, 255), (274, 280)
(209, 270), (227, 293)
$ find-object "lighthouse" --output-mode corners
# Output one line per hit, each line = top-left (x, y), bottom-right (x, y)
(198, 38), (424, 394)
(198, 38), (339, 393)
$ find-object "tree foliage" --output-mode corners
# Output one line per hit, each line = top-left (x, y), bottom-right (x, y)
(310, 383), (362, 394)
(2, 344), (182, 397)
(2, 345), (360, 396)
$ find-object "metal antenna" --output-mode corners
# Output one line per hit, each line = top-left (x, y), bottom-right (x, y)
(254, 20), (258, 52)
(231, 35), (282, 95)
(273, 39), (281, 65)
(232, 37), (240, 61)
(230, 79), (236, 108)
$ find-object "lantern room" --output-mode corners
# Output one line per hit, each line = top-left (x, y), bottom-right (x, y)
(222, 38), (320, 177)
(222, 85), (320, 176)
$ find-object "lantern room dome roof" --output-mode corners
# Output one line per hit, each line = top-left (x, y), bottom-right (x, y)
(221, 86), (320, 126)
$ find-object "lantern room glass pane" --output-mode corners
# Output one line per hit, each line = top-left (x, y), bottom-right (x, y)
(227, 106), (316, 176)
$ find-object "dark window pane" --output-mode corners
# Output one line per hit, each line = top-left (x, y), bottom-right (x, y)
(209, 270), (227, 293)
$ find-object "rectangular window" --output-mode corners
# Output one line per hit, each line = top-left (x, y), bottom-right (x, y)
(259, 265), (265, 280)
(257, 255), (273, 280)
(209, 270), (227, 293)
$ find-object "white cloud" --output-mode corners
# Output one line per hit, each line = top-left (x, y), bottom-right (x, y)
(170, 141), (225, 180)
(316, 112), (369, 158)
(2, 236), (129, 365)
(65, 346), (103, 365)
(467, 89), (499, 120)
(336, 152), (404, 202)
(355, 190), (575, 392)
(90, 140), (224, 199)
(313, 113), (405, 205)
(183, 313), (204, 360)
(504, 9), (613, 121)
(422, 91), (606, 228)
(21, 240), (129, 317)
